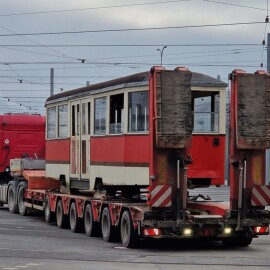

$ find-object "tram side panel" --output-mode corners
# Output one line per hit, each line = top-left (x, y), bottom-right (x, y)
(90, 135), (149, 189)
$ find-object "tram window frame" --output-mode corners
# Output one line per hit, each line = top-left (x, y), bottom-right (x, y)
(109, 93), (124, 134)
(47, 107), (56, 139)
(82, 103), (86, 135)
(128, 90), (149, 133)
(192, 91), (220, 133)
(58, 104), (68, 138)
(94, 96), (107, 135)
(88, 102), (91, 135)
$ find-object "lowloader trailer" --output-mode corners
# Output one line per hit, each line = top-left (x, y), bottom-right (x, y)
(0, 67), (270, 248)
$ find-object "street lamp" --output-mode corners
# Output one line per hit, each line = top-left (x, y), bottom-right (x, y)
(157, 46), (167, 66)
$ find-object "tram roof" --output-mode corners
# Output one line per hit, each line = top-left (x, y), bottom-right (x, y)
(46, 70), (227, 104)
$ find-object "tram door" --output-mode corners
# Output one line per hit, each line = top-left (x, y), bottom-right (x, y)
(70, 100), (91, 180)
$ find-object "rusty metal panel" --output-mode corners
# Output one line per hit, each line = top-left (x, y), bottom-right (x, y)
(237, 74), (270, 149)
(156, 70), (192, 148)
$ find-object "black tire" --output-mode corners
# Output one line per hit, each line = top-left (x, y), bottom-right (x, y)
(69, 201), (83, 233)
(44, 195), (55, 223)
(56, 199), (68, 228)
(120, 210), (138, 248)
(8, 181), (18, 214)
(101, 207), (118, 242)
(17, 182), (28, 216)
(84, 203), (100, 237)
(222, 236), (253, 247)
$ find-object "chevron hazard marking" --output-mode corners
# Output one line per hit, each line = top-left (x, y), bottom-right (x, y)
(150, 184), (172, 207)
(251, 185), (270, 206)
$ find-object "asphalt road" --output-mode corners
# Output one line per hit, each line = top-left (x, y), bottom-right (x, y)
(0, 186), (269, 270)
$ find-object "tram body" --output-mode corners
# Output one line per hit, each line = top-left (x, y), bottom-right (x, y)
(45, 68), (226, 192)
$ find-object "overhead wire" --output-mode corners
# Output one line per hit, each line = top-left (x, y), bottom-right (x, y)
(0, 0), (190, 17)
(0, 25), (77, 61)
(202, 0), (266, 11)
(0, 0), (265, 17)
(0, 22), (266, 36)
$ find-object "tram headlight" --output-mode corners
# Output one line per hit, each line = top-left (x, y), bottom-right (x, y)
(224, 227), (232, 235)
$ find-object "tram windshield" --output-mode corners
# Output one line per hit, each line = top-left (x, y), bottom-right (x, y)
(192, 91), (220, 133)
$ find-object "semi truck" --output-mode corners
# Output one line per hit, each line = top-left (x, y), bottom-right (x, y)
(0, 67), (269, 248)
(0, 113), (45, 209)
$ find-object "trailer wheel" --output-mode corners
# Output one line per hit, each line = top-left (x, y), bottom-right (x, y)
(222, 236), (253, 247)
(17, 182), (28, 216)
(69, 201), (83, 233)
(101, 207), (118, 242)
(44, 195), (55, 223)
(8, 181), (18, 213)
(84, 203), (100, 237)
(56, 199), (68, 228)
(120, 210), (138, 248)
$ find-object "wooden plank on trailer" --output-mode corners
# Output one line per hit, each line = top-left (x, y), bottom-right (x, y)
(155, 69), (192, 148)
(237, 73), (270, 149)
(22, 170), (60, 190)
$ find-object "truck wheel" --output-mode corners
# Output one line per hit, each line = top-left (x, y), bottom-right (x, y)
(84, 203), (100, 237)
(101, 207), (118, 242)
(17, 182), (28, 216)
(69, 201), (83, 233)
(56, 199), (68, 228)
(44, 195), (55, 223)
(120, 210), (138, 248)
(8, 181), (18, 213)
(222, 236), (253, 247)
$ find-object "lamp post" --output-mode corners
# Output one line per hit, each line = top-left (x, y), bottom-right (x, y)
(157, 45), (167, 66)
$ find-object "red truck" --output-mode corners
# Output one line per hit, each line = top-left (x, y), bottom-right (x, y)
(0, 113), (45, 208)
(0, 67), (269, 248)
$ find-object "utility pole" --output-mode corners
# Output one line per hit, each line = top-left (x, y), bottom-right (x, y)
(266, 33), (270, 184)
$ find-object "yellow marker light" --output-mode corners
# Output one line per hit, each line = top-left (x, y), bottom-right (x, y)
(224, 227), (232, 234)
(183, 228), (192, 236)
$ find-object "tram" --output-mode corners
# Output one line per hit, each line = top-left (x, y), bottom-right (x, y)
(45, 67), (227, 194)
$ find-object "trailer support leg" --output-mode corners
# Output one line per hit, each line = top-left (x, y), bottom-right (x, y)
(237, 161), (243, 231)
(177, 158), (188, 222)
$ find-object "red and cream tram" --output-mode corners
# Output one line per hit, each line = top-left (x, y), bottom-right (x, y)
(45, 67), (226, 194)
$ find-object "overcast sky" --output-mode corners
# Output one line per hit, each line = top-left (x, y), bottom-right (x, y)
(0, 0), (269, 114)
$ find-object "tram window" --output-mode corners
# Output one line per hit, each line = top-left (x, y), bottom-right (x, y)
(58, 104), (68, 138)
(82, 103), (86, 135)
(47, 107), (56, 139)
(71, 105), (76, 136)
(109, 93), (124, 134)
(77, 104), (80, 136)
(128, 91), (149, 132)
(192, 91), (219, 133)
(94, 97), (107, 135)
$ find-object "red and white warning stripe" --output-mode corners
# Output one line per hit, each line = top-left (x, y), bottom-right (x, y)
(149, 184), (172, 207)
(251, 185), (270, 206)
(143, 228), (161, 236)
